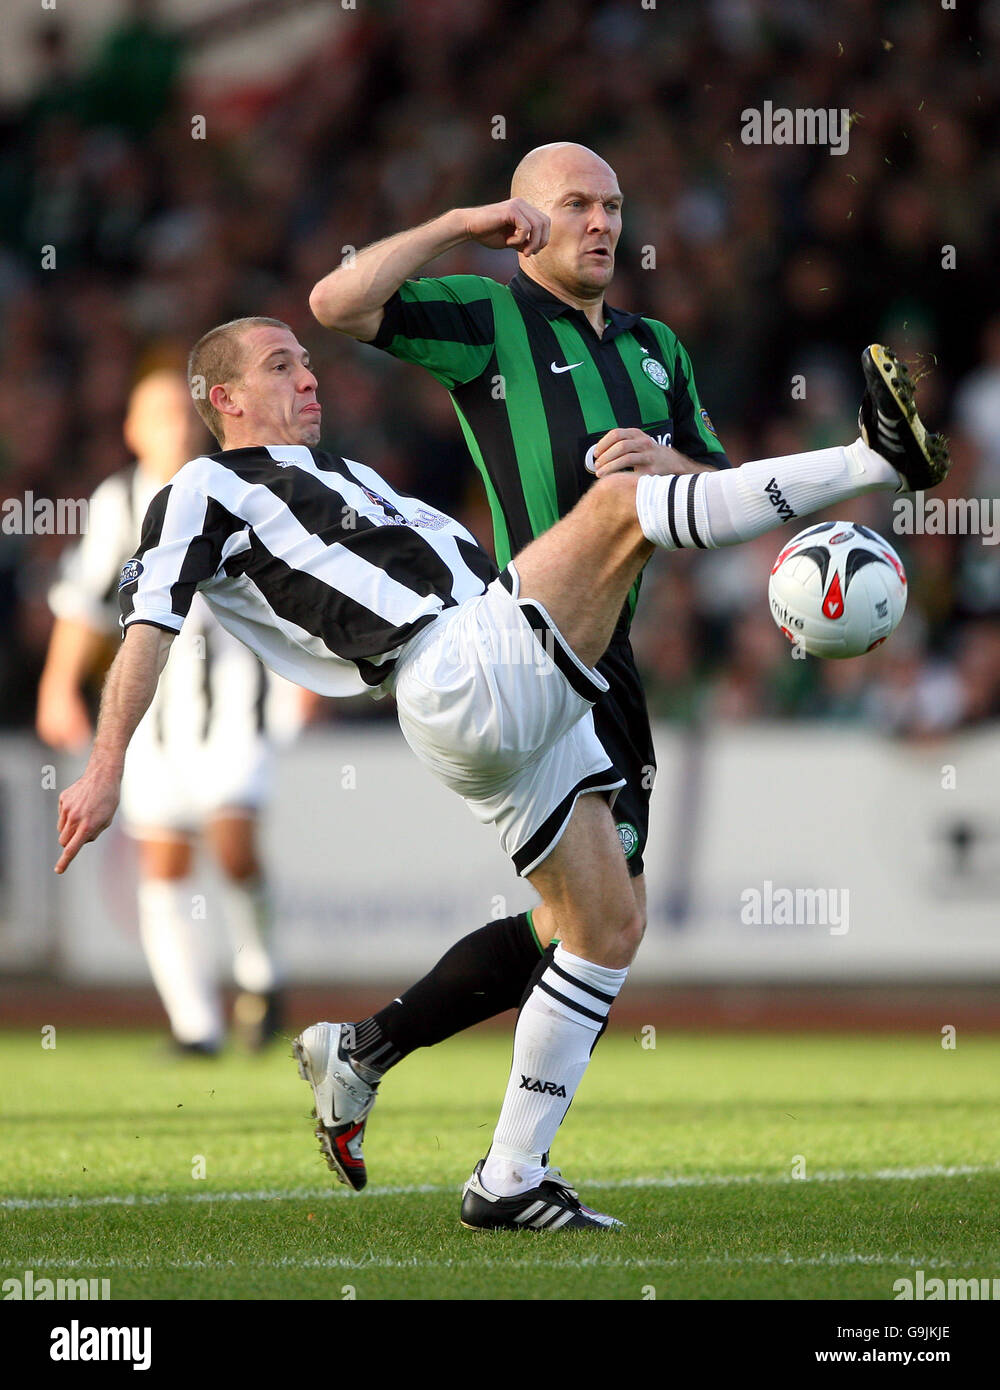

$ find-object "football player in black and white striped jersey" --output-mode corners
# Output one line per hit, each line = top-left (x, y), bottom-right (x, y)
(53, 319), (947, 1229)
(38, 371), (301, 1054)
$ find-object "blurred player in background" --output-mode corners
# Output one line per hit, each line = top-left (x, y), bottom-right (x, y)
(37, 370), (295, 1054)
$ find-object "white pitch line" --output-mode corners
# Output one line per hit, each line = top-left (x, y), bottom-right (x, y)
(3, 1162), (998, 1212)
(0, 1253), (976, 1273)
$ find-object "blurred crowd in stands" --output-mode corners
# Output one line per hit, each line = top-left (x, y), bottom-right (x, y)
(1, 0), (997, 733)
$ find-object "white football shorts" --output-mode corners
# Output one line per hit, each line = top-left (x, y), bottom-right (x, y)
(120, 724), (272, 837)
(393, 564), (624, 876)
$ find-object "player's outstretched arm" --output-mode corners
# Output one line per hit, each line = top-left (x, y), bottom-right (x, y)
(36, 617), (105, 752)
(308, 200), (549, 342)
(54, 624), (174, 874)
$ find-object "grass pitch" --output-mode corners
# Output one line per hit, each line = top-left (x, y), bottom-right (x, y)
(2, 1027), (999, 1301)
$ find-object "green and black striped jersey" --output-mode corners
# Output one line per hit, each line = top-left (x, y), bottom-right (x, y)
(372, 269), (729, 630)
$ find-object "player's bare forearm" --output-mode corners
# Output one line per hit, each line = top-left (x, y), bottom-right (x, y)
(39, 616), (105, 691)
(665, 453), (720, 475)
(36, 617), (105, 750)
(54, 624), (174, 873)
(308, 210), (471, 340)
(92, 624), (173, 769)
(308, 199), (549, 341)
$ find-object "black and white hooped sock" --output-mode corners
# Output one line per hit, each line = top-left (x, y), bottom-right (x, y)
(480, 945), (628, 1198)
(635, 439), (901, 552)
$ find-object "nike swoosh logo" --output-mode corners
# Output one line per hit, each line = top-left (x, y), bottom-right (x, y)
(551, 361), (583, 373)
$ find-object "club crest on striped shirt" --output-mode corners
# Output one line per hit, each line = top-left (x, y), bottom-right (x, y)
(641, 357), (670, 390)
(359, 485), (407, 526)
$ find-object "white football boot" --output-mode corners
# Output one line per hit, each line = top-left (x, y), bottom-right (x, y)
(292, 1023), (377, 1191)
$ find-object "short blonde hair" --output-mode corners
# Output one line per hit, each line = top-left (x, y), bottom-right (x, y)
(187, 316), (290, 446)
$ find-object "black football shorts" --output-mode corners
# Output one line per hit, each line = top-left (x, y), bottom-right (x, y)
(593, 634), (656, 878)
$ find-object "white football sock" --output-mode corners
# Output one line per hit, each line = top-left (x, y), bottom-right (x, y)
(635, 439), (901, 551)
(220, 877), (280, 994)
(137, 877), (223, 1046)
(480, 945), (627, 1197)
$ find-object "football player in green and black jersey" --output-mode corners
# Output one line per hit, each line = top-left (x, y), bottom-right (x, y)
(307, 142), (729, 1173)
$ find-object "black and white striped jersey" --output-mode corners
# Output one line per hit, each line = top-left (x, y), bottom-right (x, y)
(50, 463), (151, 631)
(119, 445), (499, 697)
(50, 462), (283, 749)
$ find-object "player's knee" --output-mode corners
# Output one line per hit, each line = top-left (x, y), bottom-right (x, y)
(138, 838), (191, 880)
(593, 901), (643, 968)
(616, 903), (645, 963)
(217, 848), (259, 881)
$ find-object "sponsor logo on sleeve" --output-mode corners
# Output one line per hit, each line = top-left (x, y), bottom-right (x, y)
(118, 559), (143, 589)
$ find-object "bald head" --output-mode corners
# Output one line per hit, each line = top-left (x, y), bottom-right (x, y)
(511, 143), (618, 207)
(509, 143), (623, 305)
